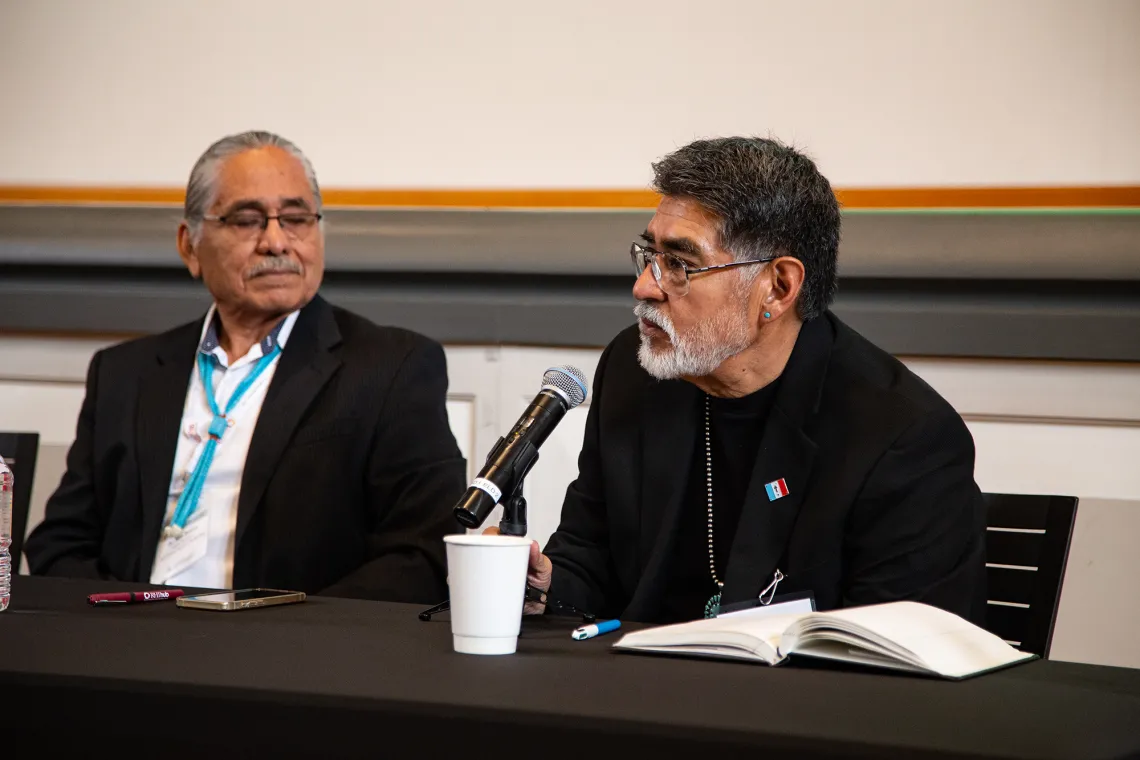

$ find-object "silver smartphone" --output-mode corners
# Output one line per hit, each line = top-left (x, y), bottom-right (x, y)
(176, 588), (306, 611)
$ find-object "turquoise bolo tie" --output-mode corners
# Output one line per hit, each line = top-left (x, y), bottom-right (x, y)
(164, 345), (281, 538)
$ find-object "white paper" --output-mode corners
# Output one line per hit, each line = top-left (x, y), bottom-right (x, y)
(719, 596), (816, 622)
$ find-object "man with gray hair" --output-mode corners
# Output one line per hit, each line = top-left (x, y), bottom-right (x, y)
(511, 137), (987, 625)
(26, 131), (466, 602)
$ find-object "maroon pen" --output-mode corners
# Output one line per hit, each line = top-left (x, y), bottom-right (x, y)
(87, 589), (185, 606)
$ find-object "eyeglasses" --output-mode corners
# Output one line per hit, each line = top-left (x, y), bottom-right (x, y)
(202, 210), (323, 240)
(630, 242), (775, 297)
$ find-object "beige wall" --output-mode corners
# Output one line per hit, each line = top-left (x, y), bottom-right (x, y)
(2, 0), (1138, 188)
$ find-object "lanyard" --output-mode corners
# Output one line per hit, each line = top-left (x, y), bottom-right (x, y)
(165, 345), (282, 536)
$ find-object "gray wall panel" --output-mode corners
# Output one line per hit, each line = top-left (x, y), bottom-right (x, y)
(2, 269), (1138, 361)
(3, 206), (1139, 279)
(2, 204), (1138, 359)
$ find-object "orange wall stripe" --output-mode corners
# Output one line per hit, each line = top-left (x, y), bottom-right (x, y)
(0, 186), (187, 205)
(833, 186), (1140, 209)
(0, 185), (1138, 209)
(323, 188), (660, 209)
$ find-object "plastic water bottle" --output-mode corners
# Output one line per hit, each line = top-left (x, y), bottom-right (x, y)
(0, 457), (12, 611)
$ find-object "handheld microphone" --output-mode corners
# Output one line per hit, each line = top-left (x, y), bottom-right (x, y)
(453, 365), (588, 530)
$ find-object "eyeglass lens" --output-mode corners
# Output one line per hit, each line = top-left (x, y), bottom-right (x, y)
(631, 244), (690, 296)
(226, 211), (319, 238)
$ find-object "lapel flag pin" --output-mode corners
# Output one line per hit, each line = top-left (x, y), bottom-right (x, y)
(765, 478), (789, 501)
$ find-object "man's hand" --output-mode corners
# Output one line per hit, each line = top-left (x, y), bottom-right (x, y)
(483, 526), (552, 614)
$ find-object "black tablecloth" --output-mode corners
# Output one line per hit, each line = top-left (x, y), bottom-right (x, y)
(2, 576), (1139, 759)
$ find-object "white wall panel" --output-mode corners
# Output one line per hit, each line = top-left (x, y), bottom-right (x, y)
(0, 380), (86, 445)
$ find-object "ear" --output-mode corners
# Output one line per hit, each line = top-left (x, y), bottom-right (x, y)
(762, 256), (806, 322)
(177, 221), (202, 279)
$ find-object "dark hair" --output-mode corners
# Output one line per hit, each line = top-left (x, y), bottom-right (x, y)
(651, 136), (840, 320)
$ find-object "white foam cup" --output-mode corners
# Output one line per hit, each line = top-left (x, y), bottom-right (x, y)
(444, 534), (532, 655)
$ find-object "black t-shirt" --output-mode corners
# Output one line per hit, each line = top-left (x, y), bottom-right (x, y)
(658, 380), (780, 623)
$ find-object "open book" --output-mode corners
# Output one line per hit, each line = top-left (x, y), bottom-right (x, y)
(613, 601), (1035, 680)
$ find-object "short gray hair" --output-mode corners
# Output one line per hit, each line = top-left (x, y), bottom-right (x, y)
(183, 130), (322, 240)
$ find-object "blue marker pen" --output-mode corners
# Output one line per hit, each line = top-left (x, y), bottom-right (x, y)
(572, 619), (621, 640)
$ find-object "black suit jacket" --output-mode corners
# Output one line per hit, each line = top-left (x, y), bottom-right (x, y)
(25, 295), (466, 603)
(544, 312), (987, 624)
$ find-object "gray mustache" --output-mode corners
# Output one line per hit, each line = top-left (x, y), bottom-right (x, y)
(246, 257), (303, 279)
(634, 301), (674, 337)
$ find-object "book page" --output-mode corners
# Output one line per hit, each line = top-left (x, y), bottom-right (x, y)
(785, 602), (1034, 678)
(792, 629), (927, 669)
(622, 645), (780, 664)
(783, 639), (929, 674)
(612, 611), (807, 663)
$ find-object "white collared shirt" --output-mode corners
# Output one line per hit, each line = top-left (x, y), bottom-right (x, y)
(149, 305), (300, 588)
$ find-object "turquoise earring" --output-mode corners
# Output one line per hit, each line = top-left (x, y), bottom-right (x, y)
(764, 311), (772, 319)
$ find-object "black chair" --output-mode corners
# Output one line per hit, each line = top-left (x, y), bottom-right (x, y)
(982, 493), (1078, 658)
(0, 432), (40, 571)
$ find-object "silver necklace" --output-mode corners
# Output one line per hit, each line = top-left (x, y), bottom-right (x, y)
(703, 395), (723, 618)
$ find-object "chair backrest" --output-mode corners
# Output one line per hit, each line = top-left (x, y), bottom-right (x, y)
(0, 432), (40, 570)
(982, 492), (1078, 658)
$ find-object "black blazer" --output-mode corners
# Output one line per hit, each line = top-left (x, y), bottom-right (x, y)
(545, 312), (987, 624)
(25, 296), (466, 603)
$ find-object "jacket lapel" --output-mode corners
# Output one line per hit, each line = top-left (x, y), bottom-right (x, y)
(719, 316), (834, 607)
(625, 377), (701, 617)
(718, 409), (818, 605)
(136, 322), (202, 580)
(233, 296), (343, 550)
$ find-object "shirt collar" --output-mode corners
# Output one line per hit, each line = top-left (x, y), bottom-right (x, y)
(197, 304), (300, 360)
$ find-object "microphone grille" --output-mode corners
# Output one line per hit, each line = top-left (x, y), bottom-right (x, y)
(541, 365), (588, 409)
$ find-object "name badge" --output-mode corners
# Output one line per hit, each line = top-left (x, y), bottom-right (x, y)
(150, 510), (209, 584)
(717, 591), (817, 621)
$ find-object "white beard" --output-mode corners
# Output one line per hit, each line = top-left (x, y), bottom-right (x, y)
(634, 300), (752, 380)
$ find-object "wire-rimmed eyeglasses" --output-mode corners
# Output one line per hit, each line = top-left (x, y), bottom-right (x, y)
(202, 210), (323, 240)
(630, 242), (775, 297)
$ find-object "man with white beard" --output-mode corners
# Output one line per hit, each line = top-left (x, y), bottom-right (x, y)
(505, 137), (987, 625)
